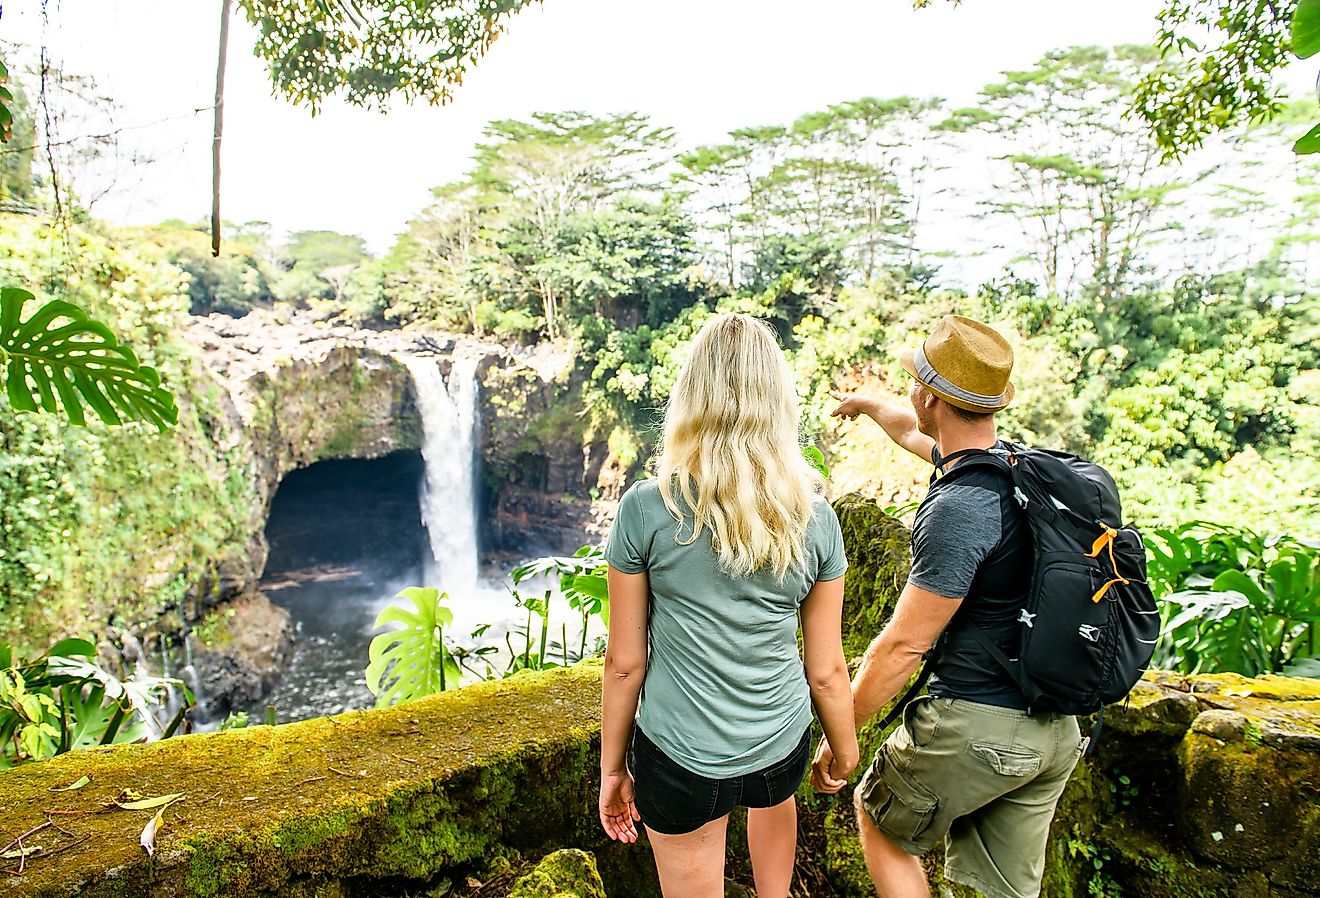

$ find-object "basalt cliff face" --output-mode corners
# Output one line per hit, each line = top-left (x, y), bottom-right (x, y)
(129, 312), (604, 716)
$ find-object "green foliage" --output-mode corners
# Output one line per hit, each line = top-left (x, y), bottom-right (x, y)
(274, 229), (368, 305)
(1149, 523), (1320, 675)
(1295, 0), (1320, 153)
(365, 587), (462, 706)
(677, 97), (938, 292)
(1297, 122), (1320, 154)
(1, 287), (178, 430)
(1133, 0), (1301, 155)
(364, 548), (612, 701)
(0, 217), (257, 651)
(0, 56), (13, 143)
(0, 56), (37, 205)
(512, 545), (609, 662)
(0, 637), (187, 768)
(138, 220), (279, 316)
(942, 45), (1177, 298)
(802, 445), (830, 479)
(512, 545), (608, 624)
(237, 0), (540, 112)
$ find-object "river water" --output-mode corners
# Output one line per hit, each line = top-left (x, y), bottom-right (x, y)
(254, 357), (600, 724)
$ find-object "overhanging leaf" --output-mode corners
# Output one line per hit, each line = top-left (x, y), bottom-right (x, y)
(0, 57), (12, 143)
(1293, 0), (1320, 58)
(802, 444), (830, 478)
(46, 638), (97, 659)
(0, 287), (178, 430)
(1295, 122), (1320, 155)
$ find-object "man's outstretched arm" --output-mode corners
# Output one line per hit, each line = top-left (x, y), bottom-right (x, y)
(830, 390), (935, 464)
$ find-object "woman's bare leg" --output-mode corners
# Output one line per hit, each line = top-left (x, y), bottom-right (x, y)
(748, 795), (797, 898)
(646, 814), (730, 898)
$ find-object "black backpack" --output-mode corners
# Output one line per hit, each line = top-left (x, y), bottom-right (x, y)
(880, 442), (1159, 732)
(936, 442), (1159, 717)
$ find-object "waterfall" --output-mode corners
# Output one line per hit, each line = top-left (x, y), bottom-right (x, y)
(401, 356), (481, 599)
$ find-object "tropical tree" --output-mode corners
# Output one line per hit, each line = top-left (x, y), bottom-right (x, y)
(1131, 0), (1319, 156)
(273, 229), (369, 304)
(941, 46), (1180, 300)
(237, 0), (541, 112)
(468, 112), (674, 338)
(914, 0), (1319, 156)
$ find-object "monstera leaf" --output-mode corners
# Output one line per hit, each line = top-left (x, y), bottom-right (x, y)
(0, 57), (14, 143)
(0, 287), (177, 430)
(365, 587), (461, 707)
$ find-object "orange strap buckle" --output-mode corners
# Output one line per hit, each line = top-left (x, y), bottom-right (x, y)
(1085, 524), (1129, 603)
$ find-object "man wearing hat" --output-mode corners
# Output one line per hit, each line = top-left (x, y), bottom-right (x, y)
(811, 315), (1085, 898)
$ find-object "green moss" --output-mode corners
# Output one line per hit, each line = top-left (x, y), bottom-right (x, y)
(832, 493), (910, 658)
(509, 849), (605, 898)
(3, 664), (606, 898)
(191, 606), (237, 649)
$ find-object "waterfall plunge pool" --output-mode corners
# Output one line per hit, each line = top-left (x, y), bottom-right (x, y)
(253, 357), (601, 724)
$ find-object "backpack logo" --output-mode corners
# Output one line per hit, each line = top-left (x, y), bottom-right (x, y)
(1078, 624), (1101, 643)
(1018, 609), (1037, 628)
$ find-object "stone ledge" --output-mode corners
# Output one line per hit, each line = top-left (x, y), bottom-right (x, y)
(1108, 671), (1320, 754)
(2, 664), (604, 898)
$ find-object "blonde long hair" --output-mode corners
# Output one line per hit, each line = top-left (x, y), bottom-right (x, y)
(656, 313), (823, 579)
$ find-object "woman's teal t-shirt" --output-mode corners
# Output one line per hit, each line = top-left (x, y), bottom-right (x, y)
(604, 479), (847, 778)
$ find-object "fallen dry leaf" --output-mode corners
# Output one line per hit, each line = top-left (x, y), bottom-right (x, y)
(49, 775), (90, 792)
(140, 807), (167, 856)
(118, 792), (185, 811)
(1, 845), (43, 860)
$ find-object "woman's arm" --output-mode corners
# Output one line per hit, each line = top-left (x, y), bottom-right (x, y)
(599, 565), (648, 842)
(800, 575), (859, 792)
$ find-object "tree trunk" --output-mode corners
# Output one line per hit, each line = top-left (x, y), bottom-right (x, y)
(211, 0), (232, 257)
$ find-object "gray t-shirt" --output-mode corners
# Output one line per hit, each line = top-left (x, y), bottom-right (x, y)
(604, 479), (847, 778)
(907, 484), (1002, 599)
(909, 446), (1033, 709)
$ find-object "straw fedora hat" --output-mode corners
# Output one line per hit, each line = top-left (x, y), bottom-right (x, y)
(899, 315), (1015, 413)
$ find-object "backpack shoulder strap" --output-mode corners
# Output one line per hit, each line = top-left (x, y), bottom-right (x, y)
(963, 623), (1043, 709)
(931, 446), (1016, 491)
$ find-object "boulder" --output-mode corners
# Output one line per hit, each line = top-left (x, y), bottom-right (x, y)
(186, 592), (295, 719)
(509, 850), (606, 898)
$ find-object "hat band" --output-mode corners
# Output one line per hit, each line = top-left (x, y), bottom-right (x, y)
(914, 345), (1009, 409)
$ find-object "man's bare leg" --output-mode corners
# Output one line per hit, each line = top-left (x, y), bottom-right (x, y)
(855, 790), (930, 898)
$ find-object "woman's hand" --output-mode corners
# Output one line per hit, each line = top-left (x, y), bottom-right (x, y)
(811, 738), (851, 794)
(599, 771), (641, 842)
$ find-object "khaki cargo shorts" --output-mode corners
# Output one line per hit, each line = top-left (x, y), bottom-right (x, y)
(856, 695), (1086, 898)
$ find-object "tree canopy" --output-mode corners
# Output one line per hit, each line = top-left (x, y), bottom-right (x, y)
(236, 0), (541, 112)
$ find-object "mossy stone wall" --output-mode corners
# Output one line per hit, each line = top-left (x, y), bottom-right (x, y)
(5, 498), (1318, 898)
(2, 664), (621, 898)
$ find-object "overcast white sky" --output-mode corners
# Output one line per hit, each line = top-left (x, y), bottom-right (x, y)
(2, 0), (1311, 277)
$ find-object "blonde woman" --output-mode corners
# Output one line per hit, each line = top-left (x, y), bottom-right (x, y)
(598, 313), (859, 898)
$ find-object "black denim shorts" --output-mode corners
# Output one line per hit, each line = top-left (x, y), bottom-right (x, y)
(630, 725), (812, 835)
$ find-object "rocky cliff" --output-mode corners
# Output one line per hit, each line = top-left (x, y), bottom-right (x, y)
(163, 312), (602, 715)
